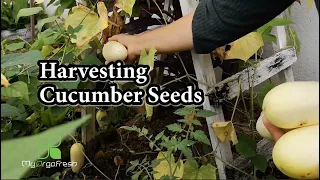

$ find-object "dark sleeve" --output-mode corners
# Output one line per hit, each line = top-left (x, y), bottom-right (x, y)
(192, 0), (295, 54)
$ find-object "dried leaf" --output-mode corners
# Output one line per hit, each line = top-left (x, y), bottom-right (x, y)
(114, 156), (124, 166)
(115, 0), (136, 16)
(1, 73), (10, 87)
(102, 7), (125, 44)
(153, 152), (184, 179)
(64, 2), (109, 47)
(212, 121), (238, 145)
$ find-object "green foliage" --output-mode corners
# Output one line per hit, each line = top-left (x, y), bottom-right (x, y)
(287, 26), (301, 55)
(15, 7), (43, 23)
(1, 0), (29, 30)
(37, 16), (58, 32)
(4, 42), (25, 51)
(183, 160), (217, 179)
(1, 104), (24, 117)
(257, 82), (276, 108)
(236, 133), (269, 173)
(1, 115), (91, 179)
(256, 17), (295, 43)
(1, 81), (29, 103)
(250, 154), (268, 173)
(122, 107), (217, 179)
(236, 132), (257, 158)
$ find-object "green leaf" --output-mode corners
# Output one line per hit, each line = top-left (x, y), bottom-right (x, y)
(12, 0), (28, 18)
(266, 18), (295, 27)
(166, 123), (183, 133)
(40, 108), (53, 127)
(1, 81), (29, 103)
(30, 38), (44, 50)
(174, 107), (195, 116)
(18, 75), (40, 92)
(257, 18), (295, 34)
(257, 82), (276, 108)
(197, 164), (217, 179)
(261, 34), (277, 44)
(177, 139), (194, 161)
(121, 126), (136, 131)
(155, 131), (165, 141)
(5, 42), (25, 51)
(287, 26), (301, 55)
(1, 115), (91, 179)
(1, 50), (42, 69)
(235, 133), (257, 158)
(37, 16), (58, 32)
(138, 47), (157, 73)
(182, 160), (217, 179)
(1, 104), (23, 117)
(250, 154), (268, 173)
(80, 55), (102, 65)
(41, 45), (54, 58)
(73, 44), (92, 57)
(196, 109), (216, 118)
(50, 79), (80, 90)
(191, 120), (202, 126)
(191, 130), (211, 145)
(15, 7), (43, 23)
(131, 170), (143, 180)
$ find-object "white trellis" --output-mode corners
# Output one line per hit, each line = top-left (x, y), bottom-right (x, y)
(178, 1), (297, 179)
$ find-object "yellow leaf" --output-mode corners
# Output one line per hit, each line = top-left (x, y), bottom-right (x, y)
(306, 0), (314, 10)
(153, 152), (184, 179)
(64, 2), (109, 48)
(64, 5), (98, 29)
(1, 73), (10, 87)
(145, 103), (153, 119)
(225, 32), (264, 61)
(115, 0), (136, 16)
(212, 121), (238, 145)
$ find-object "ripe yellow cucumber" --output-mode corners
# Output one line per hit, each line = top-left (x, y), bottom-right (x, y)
(70, 143), (85, 173)
(262, 81), (319, 129)
(272, 124), (319, 179)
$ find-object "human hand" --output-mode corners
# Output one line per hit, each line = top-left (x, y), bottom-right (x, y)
(261, 112), (285, 142)
(106, 34), (143, 64)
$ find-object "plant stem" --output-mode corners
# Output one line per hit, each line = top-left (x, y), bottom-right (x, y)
(202, 151), (254, 179)
(114, 165), (120, 180)
(152, 0), (168, 26)
(137, 164), (153, 180)
(161, 74), (187, 87)
(251, 53), (259, 179)
(61, 41), (69, 64)
(231, 79), (241, 122)
(143, 135), (173, 177)
(172, 124), (192, 176)
(188, 75), (215, 87)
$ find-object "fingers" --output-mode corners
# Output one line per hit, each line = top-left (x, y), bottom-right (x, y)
(262, 113), (285, 142)
(108, 35), (120, 41)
